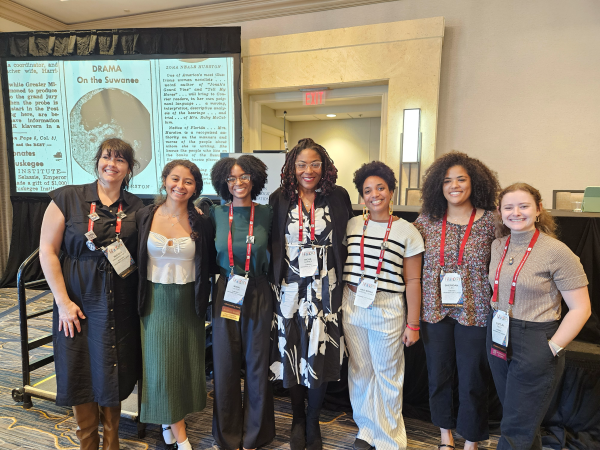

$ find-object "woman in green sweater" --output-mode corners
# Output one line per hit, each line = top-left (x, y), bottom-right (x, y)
(209, 155), (275, 450)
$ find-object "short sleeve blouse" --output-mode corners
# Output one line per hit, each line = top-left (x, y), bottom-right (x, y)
(414, 210), (496, 327)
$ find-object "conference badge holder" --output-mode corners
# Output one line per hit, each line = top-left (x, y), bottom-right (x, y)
(440, 271), (465, 306)
(102, 240), (137, 279)
(354, 278), (377, 309)
(297, 198), (319, 278)
(490, 310), (510, 360)
(221, 273), (249, 321)
(221, 202), (255, 322)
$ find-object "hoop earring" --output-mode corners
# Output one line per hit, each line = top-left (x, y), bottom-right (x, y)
(536, 215), (540, 222)
(389, 200), (394, 216)
(363, 206), (369, 220)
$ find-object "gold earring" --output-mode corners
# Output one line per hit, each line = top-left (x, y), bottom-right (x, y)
(536, 215), (540, 222)
(389, 200), (394, 216)
(363, 206), (369, 220)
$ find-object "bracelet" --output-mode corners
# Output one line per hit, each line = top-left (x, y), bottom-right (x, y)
(406, 324), (420, 331)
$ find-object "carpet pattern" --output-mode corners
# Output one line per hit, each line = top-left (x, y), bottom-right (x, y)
(0, 288), (500, 449)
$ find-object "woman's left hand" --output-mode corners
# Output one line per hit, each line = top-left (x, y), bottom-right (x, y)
(402, 327), (420, 347)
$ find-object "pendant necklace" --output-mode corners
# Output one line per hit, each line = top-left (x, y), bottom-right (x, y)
(159, 205), (181, 227)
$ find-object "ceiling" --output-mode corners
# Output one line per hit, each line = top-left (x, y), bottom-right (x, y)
(10, 0), (237, 24)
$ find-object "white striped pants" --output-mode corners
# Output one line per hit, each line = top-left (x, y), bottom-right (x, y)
(342, 285), (407, 450)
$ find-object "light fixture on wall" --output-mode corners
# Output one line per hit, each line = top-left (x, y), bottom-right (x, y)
(399, 108), (422, 204)
(326, 114), (336, 118)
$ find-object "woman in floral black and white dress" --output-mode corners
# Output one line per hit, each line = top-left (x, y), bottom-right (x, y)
(269, 138), (354, 450)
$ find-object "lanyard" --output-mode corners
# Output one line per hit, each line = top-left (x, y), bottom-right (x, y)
(298, 198), (315, 244)
(228, 202), (255, 277)
(87, 201), (124, 243)
(492, 229), (540, 306)
(440, 208), (477, 269)
(360, 214), (394, 282)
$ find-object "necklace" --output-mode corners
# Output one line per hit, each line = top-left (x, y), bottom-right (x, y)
(158, 205), (182, 227)
(507, 241), (528, 265)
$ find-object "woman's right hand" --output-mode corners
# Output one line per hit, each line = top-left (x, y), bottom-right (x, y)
(56, 299), (86, 338)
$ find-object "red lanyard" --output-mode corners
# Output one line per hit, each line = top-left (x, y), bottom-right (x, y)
(440, 208), (476, 269)
(492, 229), (540, 306)
(87, 201), (124, 240)
(228, 202), (255, 277)
(360, 214), (394, 282)
(298, 198), (315, 243)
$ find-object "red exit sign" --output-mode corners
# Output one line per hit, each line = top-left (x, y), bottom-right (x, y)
(304, 91), (326, 105)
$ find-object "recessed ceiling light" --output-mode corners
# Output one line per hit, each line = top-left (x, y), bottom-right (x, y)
(124, 9), (131, 12)
(326, 114), (336, 118)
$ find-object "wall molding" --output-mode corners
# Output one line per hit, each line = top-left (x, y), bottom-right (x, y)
(0, 0), (66, 31)
(0, 0), (399, 31)
(71, 0), (398, 29)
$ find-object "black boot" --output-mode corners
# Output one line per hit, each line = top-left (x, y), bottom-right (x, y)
(305, 382), (328, 450)
(306, 405), (322, 450)
(289, 385), (307, 450)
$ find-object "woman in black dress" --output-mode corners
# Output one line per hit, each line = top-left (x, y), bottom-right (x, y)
(39, 138), (143, 450)
(269, 138), (354, 450)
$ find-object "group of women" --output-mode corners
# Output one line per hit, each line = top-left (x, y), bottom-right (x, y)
(39, 136), (591, 450)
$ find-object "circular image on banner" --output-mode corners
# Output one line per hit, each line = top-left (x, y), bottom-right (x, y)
(69, 88), (152, 176)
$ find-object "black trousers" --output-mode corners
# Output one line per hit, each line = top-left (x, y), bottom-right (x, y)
(486, 313), (565, 450)
(212, 275), (276, 450)
(421, 316), (490, 442)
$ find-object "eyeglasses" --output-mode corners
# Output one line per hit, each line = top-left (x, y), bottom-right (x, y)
(226, 174), (251, 185)
(295, 161), (323, 170)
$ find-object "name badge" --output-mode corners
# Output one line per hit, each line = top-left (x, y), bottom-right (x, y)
(221, 275), (249, 321)
(102, 240), (137, 278)
(354, 279), (377, 309)
(440, 272), (464, 306)
(491, 310), (510, 360)
(299, 247), (318, 278)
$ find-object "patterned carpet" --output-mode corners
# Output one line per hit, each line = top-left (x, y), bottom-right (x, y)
(0, 287), (500, 449)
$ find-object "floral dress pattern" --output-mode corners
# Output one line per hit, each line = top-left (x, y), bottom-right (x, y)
(269, 196), (344, 388)
(414, 210), (496, 327)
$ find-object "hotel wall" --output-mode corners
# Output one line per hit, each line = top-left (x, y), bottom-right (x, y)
(228, 0), (600, 204)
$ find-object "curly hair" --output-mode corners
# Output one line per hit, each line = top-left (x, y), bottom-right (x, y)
(353, 161), (397, 195)
(155, 159), (204, 241)
(93, 138), (139, 189)
(210, 155), (267, 201)
(420, 151), (500, 220)
(280, 138), (338, 201)
(495, 182), (557, 239)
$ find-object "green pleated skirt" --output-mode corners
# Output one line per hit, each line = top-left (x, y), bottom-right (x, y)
(140, 281), (206, 424)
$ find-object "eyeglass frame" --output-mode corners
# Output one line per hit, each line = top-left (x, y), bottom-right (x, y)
(295, 161), (323, 170)
(226, 174), (252, 185)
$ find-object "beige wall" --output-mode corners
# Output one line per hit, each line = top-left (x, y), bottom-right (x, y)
(242, 18), (444, 204)
(290, 117), (381, 198)
(229, 0), (600, 204)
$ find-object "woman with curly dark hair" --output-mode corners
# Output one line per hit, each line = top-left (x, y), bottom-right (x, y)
(136, 160), (215, 450)
(209, 155), (275, 450)
(413, 151), (500, 450)
(342, 161), (424, 450)
(269, 138), (353, 450)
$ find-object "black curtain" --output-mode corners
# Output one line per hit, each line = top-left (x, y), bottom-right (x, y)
(0, 26), (240, 287)
(0, 27), (240, 57)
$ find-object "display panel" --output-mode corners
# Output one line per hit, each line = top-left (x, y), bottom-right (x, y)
(2, 55), (240, 196)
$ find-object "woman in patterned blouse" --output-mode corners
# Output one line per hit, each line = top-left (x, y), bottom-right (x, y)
(414, 151), (500, 450)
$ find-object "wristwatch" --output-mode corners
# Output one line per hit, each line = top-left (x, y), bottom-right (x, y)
(548, 340), (566, 357)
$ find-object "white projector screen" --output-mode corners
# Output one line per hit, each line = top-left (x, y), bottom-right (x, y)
(2, 55), (240, 196)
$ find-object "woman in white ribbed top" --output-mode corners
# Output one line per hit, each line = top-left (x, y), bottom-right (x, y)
(137, 160), (211, 450)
